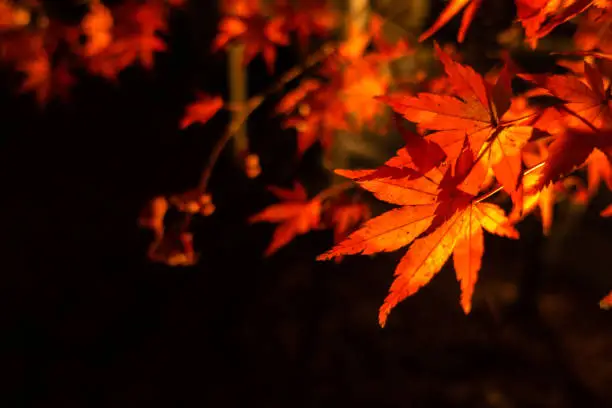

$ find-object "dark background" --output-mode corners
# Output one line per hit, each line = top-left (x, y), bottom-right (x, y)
(1, 1), (612, 407)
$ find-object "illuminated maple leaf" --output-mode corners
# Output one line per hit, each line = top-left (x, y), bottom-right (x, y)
(17, 53), (75, 104)
(0, 0), (30, 32)
(510, 142), (556, 234)
(213, 0), (289, 73)
(586, 147), (612, 195)
(273, 0), (337, 50)
(180, 94), (224, 129)
(276, 79), (321, 115)
(600, 290), (612, 308)
(380, 44), (534, 196)
(521, 61), (612, 130)
(84, 0), (171, 79)
(574, 6), (612, 52)
(340, 59), (390, 127)
(278, 80), (348, 156)
(250, 182), (322, 256)
(516, 0), (597, 48)
(319, 136), (518, 325)
(540, 129), (603, 188)
(81, 0), (113, 57)
(601, 204), (612, 216)
(419, 0), (483, 43)
(520, 61), (612, 186)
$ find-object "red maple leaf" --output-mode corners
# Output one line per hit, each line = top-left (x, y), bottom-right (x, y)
(600, 290), (612, 308)
(213, 0), (289, 73)
(419, 0), (483, 43)
(180, 94), (224, 129)
(318, 136), (518, 326)
(250, 182), (322, 256)
(520, 61), (612, 187)
(273, 0), (337, 50)
(379, 44), (534, 197)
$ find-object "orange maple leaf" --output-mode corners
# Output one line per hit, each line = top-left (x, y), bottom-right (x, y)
(510, 142), (556, 234)
(419, 0), (483, 43)
(250, 182), (322, 256)
(17, 53), (75, 104)
(520, 61), (612, 187)
(379, 44), (534, 196)
(574, 6), (612, 53)
(515, 0), (599, 48)
(600, 290), (612, 308)
(538, 129), (608, 188)
(83, 0), (171, 79)
(274, 0), (337, 50)
(278, 80), (348, 156)
(535, 0), (595, 42)
(213, 1), (289, 73)
(0, 1), (30, 32)
(521, 61), (612, 130)
(318, 135), (518, 325)
(81, 0), (113, 57)
(379, 200), (515, 322)
(341, 59), (390, 127)
(586, 148), (612, 195)
(180, 94), (224, 129)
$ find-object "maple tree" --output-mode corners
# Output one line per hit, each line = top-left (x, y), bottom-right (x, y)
(4, 0), (612, 325)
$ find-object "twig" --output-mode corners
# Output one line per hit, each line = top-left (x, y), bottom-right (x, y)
(194, 1), (434, 200)
(196, 42), (338, 196)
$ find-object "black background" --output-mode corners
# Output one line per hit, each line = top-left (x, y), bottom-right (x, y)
(1, 1), (612, 407)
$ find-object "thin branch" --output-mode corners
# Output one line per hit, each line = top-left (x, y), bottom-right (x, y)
(194, 1), (432, 200)
(196, 42), (338, 196)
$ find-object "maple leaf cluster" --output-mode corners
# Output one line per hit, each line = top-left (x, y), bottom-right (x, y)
(244, 2), (612, 322)
(319, 39), (612, 325)
(125, 1), (612, 320)
(213, 0), (338, 73)
(276, 15), (411, 157)
(0, 0), (182, 104)
(249, 182), (370, 257)
(178, 5), (411, 165)
(421, 0), (610, 47)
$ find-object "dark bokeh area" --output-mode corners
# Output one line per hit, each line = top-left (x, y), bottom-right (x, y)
(1, 2), (612, 407)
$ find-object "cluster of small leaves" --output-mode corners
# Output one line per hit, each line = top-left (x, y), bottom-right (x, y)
(317, 0), (612, 326)
(276, 14), (410, 157)
(249, 182), (370, 257)
(0, 0), (183, 104)
(136, 1), (612, 322)
(159, 0), (408, 265)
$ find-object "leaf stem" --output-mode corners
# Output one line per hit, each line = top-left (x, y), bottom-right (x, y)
(557, 104), (599, 133)
(475, 161), (546, 203)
